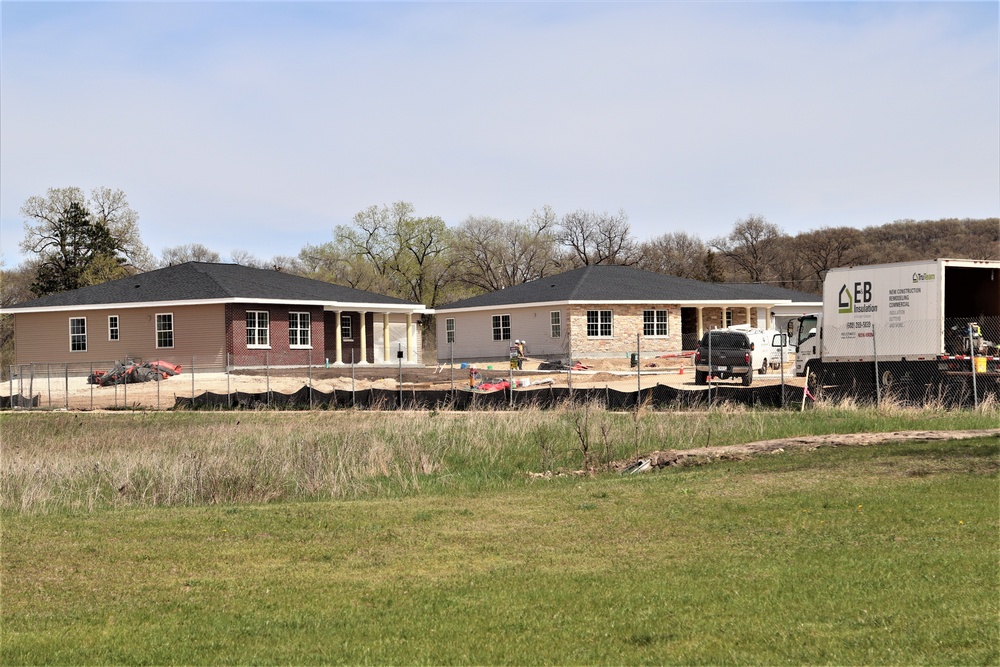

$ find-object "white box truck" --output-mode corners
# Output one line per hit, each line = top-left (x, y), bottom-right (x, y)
(792, 258), (1000, 393)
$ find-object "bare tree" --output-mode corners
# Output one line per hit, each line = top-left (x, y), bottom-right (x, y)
(160, 243), (222, 266)
(710, 214), (784, 283)
(638, 231), (708, 280)
(453, 207), (559, 292)
(556, 209), (641, 267)
(793, 226), (863, 286)
(19, 187), (152, 295)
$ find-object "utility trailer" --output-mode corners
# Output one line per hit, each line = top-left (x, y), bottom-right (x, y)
(791, 259), (1000, 401)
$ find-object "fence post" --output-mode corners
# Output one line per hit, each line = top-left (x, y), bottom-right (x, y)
(969, 323), (979, 410)
(450, 341), (455, 401)
(308, 349), (313, 410)
(65, 363), (69, 410)
(191, 356), (195, 409)
(157, 361), (161, 411)
(227, 352), (231, 410)
(266, 351), (271, 408)
(351, 349), (356, 408)
(124, 360), (128, 408)
(90, 363), (94, 411)
(47, 363), (52, 408)
(28, 363), (34, 411)
(779, 336), (785, 409)
(872, 323), (880, 407)
(707, 327), (712, 409)
(636, 333), (641, 405)
(8, 365), (12, 409)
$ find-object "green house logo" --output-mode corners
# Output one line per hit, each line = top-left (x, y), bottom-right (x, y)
(838, 284), (853, 314)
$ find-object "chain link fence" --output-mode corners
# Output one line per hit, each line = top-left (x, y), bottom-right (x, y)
(3, 318), (997, 411)
(808, 316), (999, 408)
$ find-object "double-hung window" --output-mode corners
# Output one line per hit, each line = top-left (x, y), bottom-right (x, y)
(550, 311), (561, 338)
(69, 317), (87, 352)
(156, 313), (174, 348)
(445, 318), (455, 344)
(643, 309), (669, 337)
(340, 314), (353, 341)
(289, 312), (311, 348)
(492, 314), (511, 341)
(108, 315), (120, 341)
(246, 311), (269, 347)
(586, 310), (612, 338)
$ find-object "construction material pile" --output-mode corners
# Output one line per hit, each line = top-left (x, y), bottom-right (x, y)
(88, 360), (182, 387)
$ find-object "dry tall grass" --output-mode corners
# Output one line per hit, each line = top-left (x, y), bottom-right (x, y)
(3, 399), (996, 514)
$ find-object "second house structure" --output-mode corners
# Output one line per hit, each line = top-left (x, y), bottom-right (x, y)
(435, 265), (821, 364)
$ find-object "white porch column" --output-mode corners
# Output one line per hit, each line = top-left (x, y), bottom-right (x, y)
(756, 307), (769, 329)
(334, 310), (343, 364)
(358, 311), (367, 364)
(406, 313), (415, 363)
(697, 306), (704, 339)
(383, 313), (390, 363)
(745, 306), (752, 326)
(721, 306), (728, 328)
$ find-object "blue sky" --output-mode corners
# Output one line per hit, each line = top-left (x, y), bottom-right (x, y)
(2, 1), (997, 267)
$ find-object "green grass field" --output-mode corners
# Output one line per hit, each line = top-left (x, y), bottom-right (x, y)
(2, 406), (998, 664)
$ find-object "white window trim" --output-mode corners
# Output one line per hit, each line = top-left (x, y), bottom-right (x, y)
(289, 311), (312, 349)
(643, 309), (670, 338)
(69, 317), (87, 352)
(492, 313), (511, 341)
(246, 310), (271, 349)
(586, 310), (613, 339)
(155, 313), (174, 349)
(550, 311), (561, 338)
(108, 315), (120, 342)
(445, 318), (455, 344)
(340, 313), (354, 342)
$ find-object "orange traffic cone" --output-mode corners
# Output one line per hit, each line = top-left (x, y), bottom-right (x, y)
(678, 365), (684, 375)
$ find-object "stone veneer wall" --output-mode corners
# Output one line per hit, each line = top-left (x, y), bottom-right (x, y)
(567, 304), (684, 357)
(698, 307), (757, 331)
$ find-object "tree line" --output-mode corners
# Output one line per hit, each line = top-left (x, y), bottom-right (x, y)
(3, 186), (998, 369)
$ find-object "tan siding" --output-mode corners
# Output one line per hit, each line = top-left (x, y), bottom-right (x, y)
(436, 306), (571, 362)
(14, 305), (226, 369)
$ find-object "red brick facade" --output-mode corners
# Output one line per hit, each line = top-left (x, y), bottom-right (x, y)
(226, 304), (325, 367)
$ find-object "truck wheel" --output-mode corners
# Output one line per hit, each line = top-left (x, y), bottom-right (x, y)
(742, 369), (753, 386)
(695, 371), (708, 385)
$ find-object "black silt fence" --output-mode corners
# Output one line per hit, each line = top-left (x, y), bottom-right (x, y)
(173, 383), (803, 411)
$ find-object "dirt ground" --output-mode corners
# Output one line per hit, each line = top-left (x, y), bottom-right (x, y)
(5, 355), (805, 410)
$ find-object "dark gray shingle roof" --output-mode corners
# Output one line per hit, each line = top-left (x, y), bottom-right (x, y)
(437, 265), (820, 310)
(6, 262), (421, 310)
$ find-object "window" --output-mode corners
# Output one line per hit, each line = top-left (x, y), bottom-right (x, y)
(725, 310), (733, 327)
(108, 315), (120, 341)
(340, 313), (353, 340)
(445, 318), (455, 344)
(492, 314), (511, 341)
(156, 313), (174, 349)
(289, 312), (311, 347)
(69, 317), (87, 352)
(586, 310), (612, 338)
(246, 311), (269, 347)
(643, 309), (669, 337)
(550, 311), (561, 338)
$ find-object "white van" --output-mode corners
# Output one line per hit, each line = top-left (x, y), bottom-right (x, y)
(727, 326), (789, 375)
